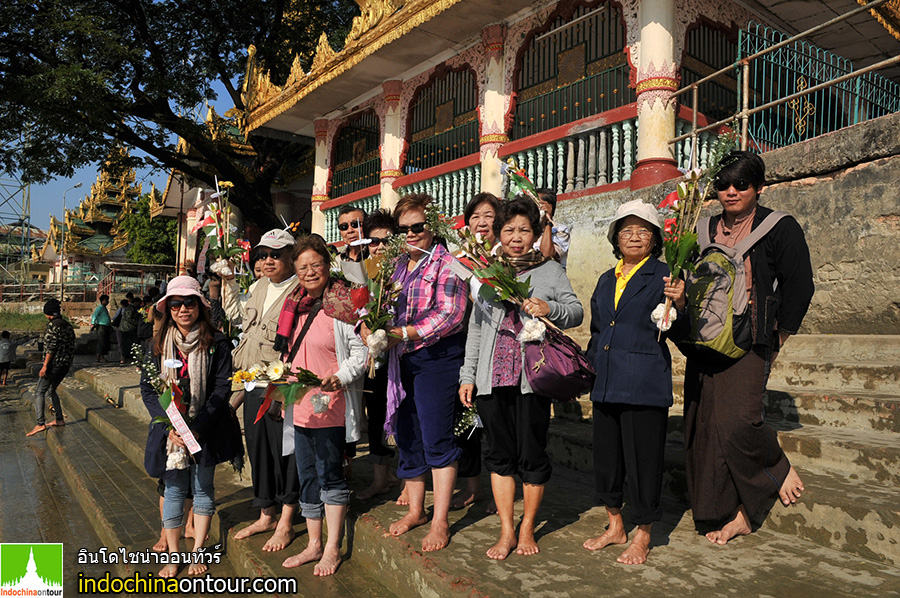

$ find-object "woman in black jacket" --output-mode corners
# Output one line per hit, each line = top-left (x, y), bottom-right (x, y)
(140, 276), (243, 578)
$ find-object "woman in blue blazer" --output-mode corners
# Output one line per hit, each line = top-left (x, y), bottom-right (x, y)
(583, 200), (687, 565)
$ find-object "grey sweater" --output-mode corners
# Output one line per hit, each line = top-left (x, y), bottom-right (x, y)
(459, 259), (583, 397)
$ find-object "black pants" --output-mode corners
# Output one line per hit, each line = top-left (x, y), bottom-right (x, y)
(592, 402), (668, 525)
(456, 426), (482, 479)
(479, 387), (551, 485)
(96, 325), (111, 357)
(363, 365), (394, 463)
(243, 389), (299, 509)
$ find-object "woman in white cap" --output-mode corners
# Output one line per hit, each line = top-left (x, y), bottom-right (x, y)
(582, 199), (686, 565)
(141, 276), (243, 577)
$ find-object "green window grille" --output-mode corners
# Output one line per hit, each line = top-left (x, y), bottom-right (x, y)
(739, 21), (900, 151)
(682, 23), (738, 124)
(332, 111), (380, 197)
(513, 2), (632, 140)
(405, 67), (478, 174)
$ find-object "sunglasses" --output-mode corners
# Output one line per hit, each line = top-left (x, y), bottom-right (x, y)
(714, 178), (752, 192)
(396, 222), (427, 235)
(168, 296), (199, 310)
(368, 236), (390, 247)
(338, 221), (362, 231)
(257, 250), (281, 260)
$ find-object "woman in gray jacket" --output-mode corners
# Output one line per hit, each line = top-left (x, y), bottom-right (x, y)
(458, 198), (583, 560)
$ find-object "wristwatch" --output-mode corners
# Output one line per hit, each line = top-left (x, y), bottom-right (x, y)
(401, 326), (410, 342)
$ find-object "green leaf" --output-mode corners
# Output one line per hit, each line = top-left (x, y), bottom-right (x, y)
(151, 415), (170, 425)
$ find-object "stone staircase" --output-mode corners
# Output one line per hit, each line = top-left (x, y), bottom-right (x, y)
(551, 335), (900, 567)
(17, 334), (900, 597)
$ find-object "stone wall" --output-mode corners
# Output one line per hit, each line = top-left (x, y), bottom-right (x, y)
(559, 111), (900, 343)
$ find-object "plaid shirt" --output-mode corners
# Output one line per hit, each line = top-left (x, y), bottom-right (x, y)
(393, 243), (467, 353)
(44, 316), (75, 368)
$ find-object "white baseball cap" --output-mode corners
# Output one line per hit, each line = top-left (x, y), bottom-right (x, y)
(606, 199), (662, 244)
(256, 229), (295, 250)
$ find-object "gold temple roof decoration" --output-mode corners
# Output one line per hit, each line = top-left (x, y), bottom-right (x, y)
(859, 0), (900, 41)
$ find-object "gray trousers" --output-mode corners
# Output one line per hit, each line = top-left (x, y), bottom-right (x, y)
(34, 365), (69, 426)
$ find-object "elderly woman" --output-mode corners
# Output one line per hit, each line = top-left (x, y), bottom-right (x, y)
(459, 197), (583, 560)
(582, 199), (686, 565)
(276, 236), (366, 576)
(362, 193), (468, 553)
(141, 276), (243, 577)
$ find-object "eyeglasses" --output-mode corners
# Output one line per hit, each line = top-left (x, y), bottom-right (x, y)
(258, 250), (281, 261)
(368, 236), (390, 247)
(714, 178), (752, 192)
(296, 262), (327, 275)
(168, 296), (199, 310)
(618, 228), (654, 240)
(338, 221), (362, 231)
(396, 222), (427, 235)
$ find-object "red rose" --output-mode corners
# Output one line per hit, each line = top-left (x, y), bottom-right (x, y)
(350, 287), (370, 310)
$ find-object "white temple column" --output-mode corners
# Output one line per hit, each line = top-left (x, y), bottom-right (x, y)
(311, 118), (330, 236)
(479, 24), (508, 197)
(380, 80), (403, 211)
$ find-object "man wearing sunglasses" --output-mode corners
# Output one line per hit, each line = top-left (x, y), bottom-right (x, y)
(336, 205), (367, 263)
(222, 228), (303, 553)
(682, 151), (814, 546)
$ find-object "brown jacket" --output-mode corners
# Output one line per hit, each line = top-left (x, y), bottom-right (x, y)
(228, 276), (299, 370)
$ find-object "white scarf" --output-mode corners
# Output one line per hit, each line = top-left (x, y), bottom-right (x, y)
(162, 324), (209, 469)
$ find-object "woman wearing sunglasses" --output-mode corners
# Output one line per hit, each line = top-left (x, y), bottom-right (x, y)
(361, 193), (468, 553)
(141, 276), (243, 578)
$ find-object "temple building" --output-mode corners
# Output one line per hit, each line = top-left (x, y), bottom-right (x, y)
(33, 151), (141, 285)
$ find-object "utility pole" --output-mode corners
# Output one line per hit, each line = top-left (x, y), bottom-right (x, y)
(59, 182), (83, 301)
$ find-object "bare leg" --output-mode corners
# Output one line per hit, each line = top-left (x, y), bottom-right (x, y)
(159, 527), (181, 578)
(516, 483), (544, 556)
(234, 506), (278, 540)
(388, 476), (428, 536)
(358, 463), (394, 500)
(706, 505), (751, 545)
(583, 507), (628, 551)
(283, 517), (323, 568)
(314, 504), (347, 576)
(779, 467), (804, 506)
(395, 480), (410, 506)
(262, 504), (296, 552)
(422, 463), (457, 552)
(153, 497), (167, 552)
(187, 514), (211, 575)
(486, 474), (517, 560)
(617, 524), (652, 565)
(183, 499), (195, 538)
(450, 476), (482, 510)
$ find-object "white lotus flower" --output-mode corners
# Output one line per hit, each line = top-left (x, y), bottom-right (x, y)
(265, 360), (285, 381)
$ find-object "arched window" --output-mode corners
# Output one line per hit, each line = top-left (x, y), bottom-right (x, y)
(405, 67), (478, 173)
(513, 2), (631, 139)
(682, 22), (738, 124)
(331, 110), (380, 198)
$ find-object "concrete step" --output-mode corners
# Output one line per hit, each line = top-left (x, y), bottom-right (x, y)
(53, 370), (396, 597)
(546, 417), (900, 567)
(774, 335), (900, 362)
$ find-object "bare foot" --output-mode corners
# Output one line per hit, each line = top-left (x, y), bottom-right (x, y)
(313, 546), (341, 576)
(26, 424), (46, 437)
(283, 544), (323, 568)
(46, 420), (65, 428)
(617, 529), (651, 565)
(516, 525), (539, 556)
(583, 528), (628, 551)
(187, 559), (208, 575)
(706, 507), (751, 545)
(388, 512), (428, 537)
(421, 522), (450, 552)
(358, 482), (392, 500)
(395, 483), (410, 506)
(262, 528), (295, 552)
(234, 518), (277, 540)
(486, 533), (517, 560)
(779, 467), (804, 506)
(152, 531), (167, 552)
(450, 489), (480, 510)
(485, 499), (498, 515)
(158, 563), (179, 578)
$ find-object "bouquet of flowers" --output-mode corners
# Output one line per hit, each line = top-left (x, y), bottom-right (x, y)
(454, 403), (482, 439)
(497, 158), (554, 224)
(357, 234), (406, 376)
(655, 130), (738, 334)
(247, 359), (324, 423)
(231, 359), (287, 392)
(455, 227), (535, 315)
(195, 178), (253, 286)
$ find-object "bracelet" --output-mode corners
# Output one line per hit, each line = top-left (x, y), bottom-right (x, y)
(401, 326), (410, 342)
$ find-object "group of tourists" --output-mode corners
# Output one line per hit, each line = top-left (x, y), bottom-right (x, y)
(113, 149), (813, 577)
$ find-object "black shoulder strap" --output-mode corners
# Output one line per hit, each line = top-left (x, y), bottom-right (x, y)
(733, 211), (789, 256)
(284, 299), (323, 367)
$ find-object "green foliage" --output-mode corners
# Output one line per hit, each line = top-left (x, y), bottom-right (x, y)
(0, 311), (51, 332)
(0, 0), (359, 227)
(119, 192), (177, 265)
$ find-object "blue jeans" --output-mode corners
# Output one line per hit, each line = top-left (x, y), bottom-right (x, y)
(162, 464), (215, 529)
(294, 426), (349, 520)
(34, 365), (68, 426)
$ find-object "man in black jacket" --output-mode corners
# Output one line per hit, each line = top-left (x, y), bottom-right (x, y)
(683, 151), (815, 544)
(27, 299), (76, 437)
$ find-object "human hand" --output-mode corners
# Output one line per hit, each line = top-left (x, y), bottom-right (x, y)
(385, 326), (405, 349)
(359, 322), (372, 344)
(39, 366), (47, 378)
(522, 298), (549, 318)
(321, 375), (342, 392)
(168, 429), (186, 449)
(662, 276), (686, 312)
(459, 384), (474, 408)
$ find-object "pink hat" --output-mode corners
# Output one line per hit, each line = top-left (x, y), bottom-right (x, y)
(155, 275), (211, 312)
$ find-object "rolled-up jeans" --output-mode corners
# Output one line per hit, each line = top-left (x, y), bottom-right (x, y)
(162, 464), (215, 529)
(34, 365), (69, 426)
(294, 426), (350, 520)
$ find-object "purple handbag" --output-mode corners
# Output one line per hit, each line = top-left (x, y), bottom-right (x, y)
(523, 326), (596, 402)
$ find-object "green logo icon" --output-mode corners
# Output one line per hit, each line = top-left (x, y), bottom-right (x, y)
(0, 543), (63, 592)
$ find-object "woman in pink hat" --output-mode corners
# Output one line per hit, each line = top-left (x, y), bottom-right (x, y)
(141, 276), (243, 577)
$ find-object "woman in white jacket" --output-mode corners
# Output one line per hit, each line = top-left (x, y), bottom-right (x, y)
(274, 235), (366, 577)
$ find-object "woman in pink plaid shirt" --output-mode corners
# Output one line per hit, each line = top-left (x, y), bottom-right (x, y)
(362, 193), (468, 553)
